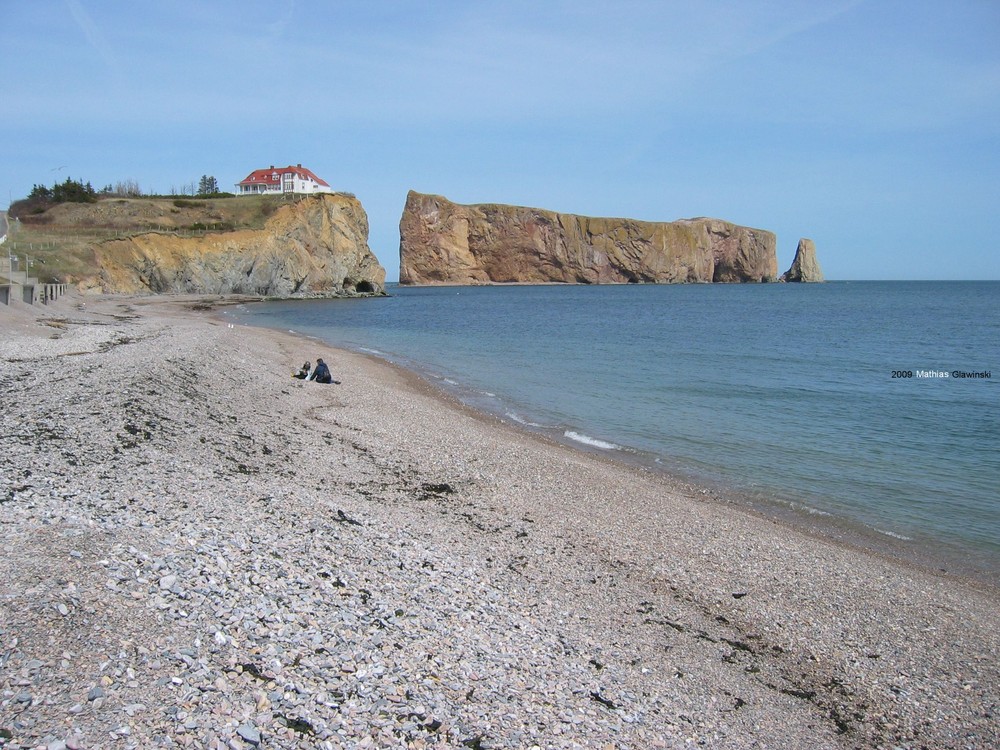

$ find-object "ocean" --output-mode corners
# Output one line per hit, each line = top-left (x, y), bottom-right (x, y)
(228, 281), (1000, 580)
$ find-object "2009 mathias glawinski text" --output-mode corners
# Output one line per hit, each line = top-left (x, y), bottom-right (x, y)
(890, 370), (992, 379)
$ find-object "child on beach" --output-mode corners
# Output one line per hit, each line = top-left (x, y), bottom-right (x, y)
(293, 361), (311, 379)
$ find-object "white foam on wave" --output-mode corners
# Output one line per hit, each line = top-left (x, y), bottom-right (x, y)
(443, 378), (459, 386)
(359, 347), (384, 355)
(564, 431), (621, 450)
(792, 503), (832, 517)
(874, 528), (913, 541)
(804, 507), (833, 517)
(506, 411), (546, 428)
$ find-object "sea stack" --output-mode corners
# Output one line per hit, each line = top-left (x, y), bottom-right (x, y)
(399, 191), (778, 285)
(781, 238), (824, 282)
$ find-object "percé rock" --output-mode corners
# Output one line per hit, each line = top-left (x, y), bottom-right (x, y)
(399, 191), (777, 285)
(781, 238), (824, 282)
(91, 194), (386, 296)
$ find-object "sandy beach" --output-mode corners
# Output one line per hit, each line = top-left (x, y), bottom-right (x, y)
(1, 294), (997, 750)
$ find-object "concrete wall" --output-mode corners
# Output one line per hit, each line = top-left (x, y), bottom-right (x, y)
(0, 258), (69, 307)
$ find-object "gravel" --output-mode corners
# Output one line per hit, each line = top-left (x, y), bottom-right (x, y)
(1, 293), (997, 749)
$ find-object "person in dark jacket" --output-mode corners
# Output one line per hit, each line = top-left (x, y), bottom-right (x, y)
(308, 357), (337, 384)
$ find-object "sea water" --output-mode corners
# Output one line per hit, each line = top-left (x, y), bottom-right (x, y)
(229, 282), (1000, 579)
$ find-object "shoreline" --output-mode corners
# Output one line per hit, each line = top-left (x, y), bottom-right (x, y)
(2, 293), (998, 749)
(371, 351), (1000, 592)
(229, 300), (1000, 592)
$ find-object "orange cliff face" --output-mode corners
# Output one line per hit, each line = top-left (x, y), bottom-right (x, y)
(398, 191), (777, 285)
(90, 194), (386, 296)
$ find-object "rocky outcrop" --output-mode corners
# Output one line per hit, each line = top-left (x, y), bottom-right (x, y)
(91, 194), (386, 296)
(781, 238), (824, 282)
(399, 191), (777, 285)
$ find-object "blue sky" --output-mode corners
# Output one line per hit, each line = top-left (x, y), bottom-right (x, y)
(2, 1), (998, 280)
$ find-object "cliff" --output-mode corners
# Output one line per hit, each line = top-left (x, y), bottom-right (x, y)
(399, 191), (778, 285)
(781, 238), (824, 282)
(85, 194), (385, 296)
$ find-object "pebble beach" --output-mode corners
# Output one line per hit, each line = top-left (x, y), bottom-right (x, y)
(1, 294), (997, 750)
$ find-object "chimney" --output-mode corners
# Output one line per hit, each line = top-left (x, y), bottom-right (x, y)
(297, 163), (302, 168)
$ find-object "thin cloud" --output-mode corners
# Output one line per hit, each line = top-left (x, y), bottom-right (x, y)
(264, 0), (296, 40)
(718, 0), (868, 64)
(64, 0), (118, 71)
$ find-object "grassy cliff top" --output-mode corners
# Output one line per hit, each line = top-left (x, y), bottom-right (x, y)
(6, 194), (314, 283)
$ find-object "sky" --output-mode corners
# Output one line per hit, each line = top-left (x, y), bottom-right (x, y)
(2, 0), (999, 281)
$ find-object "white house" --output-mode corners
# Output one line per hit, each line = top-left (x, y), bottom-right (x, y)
(235, 164), (334, 195)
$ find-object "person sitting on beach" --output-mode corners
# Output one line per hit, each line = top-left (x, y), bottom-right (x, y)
(293, 361), (311, 379)
(308, 357), (338, 384)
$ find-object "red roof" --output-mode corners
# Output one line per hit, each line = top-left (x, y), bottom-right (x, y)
(237, 164), (330, 187)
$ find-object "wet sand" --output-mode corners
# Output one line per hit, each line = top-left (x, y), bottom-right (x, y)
(1, 293), (997, 749)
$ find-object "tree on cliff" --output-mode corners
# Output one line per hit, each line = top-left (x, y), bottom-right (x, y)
(28, 177), (96, 203)
(197, 175), (220, 195)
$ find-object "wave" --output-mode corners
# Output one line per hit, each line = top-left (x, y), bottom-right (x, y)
(564, 431), (621, 451)
(874, 527), (913, 541)
(505, 411), (549, 428)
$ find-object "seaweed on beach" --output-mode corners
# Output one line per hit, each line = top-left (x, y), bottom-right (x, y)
(590, 691), (618, 710)
(418, 482), (456, 500)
